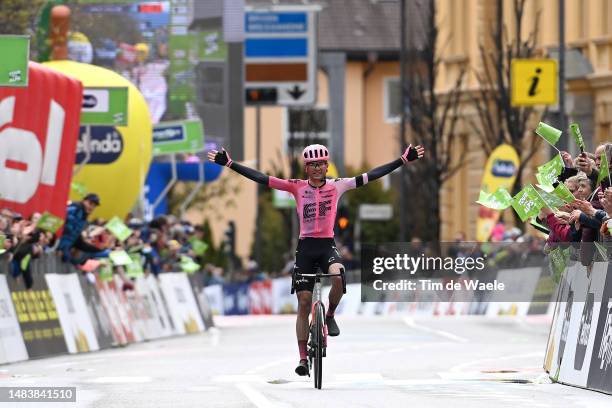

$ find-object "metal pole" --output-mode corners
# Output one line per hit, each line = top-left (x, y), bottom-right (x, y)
(255, 106), (262, 269)
(558, 0), (566, 133)
(152, 154), (177, 213)
(179, 158), (205, 218)
(399, 0), (407, 241)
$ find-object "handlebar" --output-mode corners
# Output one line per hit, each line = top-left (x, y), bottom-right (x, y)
(291, 270), (347, 294)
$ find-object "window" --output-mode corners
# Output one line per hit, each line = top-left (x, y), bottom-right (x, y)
(285, 107), (329, 152)
(384, 77), (401, 123)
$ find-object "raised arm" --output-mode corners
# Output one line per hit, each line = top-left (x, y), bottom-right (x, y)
(208, 149), (269, 185)
(363, 145), (425, 184)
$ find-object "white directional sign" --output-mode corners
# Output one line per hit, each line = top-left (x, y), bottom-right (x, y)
(244, 5), (319, 106)
(359, 204), (393, 221)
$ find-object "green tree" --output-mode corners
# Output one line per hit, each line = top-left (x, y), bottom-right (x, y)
(0, 0), (45, 35)
(198, 219), (226, 269)
(343, 165), (399, 246)
(251, 189), (291, 273)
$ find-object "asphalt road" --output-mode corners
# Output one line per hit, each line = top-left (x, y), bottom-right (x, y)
(1, 315), (610, 407)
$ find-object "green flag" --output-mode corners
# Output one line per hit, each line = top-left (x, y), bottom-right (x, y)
(0, 234), (5, 255)
(537, 189), (566, 209)
(476, 188), (513, 210)
(71, 181), (88, 198)
(597, 151), (611, 187)
(180, 255), (200, 274)
(189, 238), (208, 256)
(20, 253), (31, 271)
(109, 250), (133, 266)
(570, 123), (585, 152)
(98, 260), (113, 282)
(125, 253), (144, 278)
(535, 122), (562, 147)
(551, 182), (575, 203)
(36, 212), (64, 234)
(536, 154), (563, 192)
(105, 216), (133, 242)
(512, 184), (546, 222)
(549, 247), (570, 283)
(530, 217), (549, 233)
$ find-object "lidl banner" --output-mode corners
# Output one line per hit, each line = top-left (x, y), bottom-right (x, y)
(152, 120), (204, 155)
(44, 60), (153, 220)
(8, 271), (68, 359)
(0, 35), (30, 87)
(0, 62), (82, 221)
(0, 275), (28, 364)
(80, 87), (128, 126)
(45, 274), (100, 353)
(476, 144), (520, 242)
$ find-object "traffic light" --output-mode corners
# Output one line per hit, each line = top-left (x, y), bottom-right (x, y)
(337, 206), (349, 231)
(245, 88), (278, 105)
(223, 221), (236, 256)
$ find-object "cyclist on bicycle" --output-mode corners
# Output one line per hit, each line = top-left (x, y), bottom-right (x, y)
(208, 143), (425, 376)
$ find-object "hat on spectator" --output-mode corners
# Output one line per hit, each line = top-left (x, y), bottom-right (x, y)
(83, 193), (101, 205)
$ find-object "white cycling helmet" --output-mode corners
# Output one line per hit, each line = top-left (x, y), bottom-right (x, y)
(302, 144), (329, 164)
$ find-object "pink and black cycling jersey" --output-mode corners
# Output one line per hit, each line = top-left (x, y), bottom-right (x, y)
(269, 176), (369, 238)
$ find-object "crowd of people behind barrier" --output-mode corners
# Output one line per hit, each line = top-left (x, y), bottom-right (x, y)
(0, 192), (266, 291)
(535, 143), (612, 264)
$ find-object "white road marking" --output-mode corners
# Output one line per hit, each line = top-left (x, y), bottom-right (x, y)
(236, 382), (289, 408)
(403, 317), (469, 343)
(448, 352), (543, 373)
(85, 376), (152, 384)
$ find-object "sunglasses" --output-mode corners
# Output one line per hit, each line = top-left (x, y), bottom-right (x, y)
(306, 161), (328, 169)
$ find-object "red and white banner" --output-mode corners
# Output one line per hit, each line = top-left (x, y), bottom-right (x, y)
(0, 62), (82, 220)
(249, 280), (273, 315)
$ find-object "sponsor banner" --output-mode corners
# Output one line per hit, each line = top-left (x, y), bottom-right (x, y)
(106, 278), (137, 343)
(132, 276), (166, 340)
(122, 277), (158, 341)
(0, 275), (28, 363)
(248, 280), (273, 315)
(145, 275), (176, 337)
(0, 62), (82, 221)
(77, 273), (115, 350)
(272, 276), (297, 314)
(152, 120), (204, 156)
(558, 262), (607, 387)
(113, 275), (144, 342)
(547, 262), (581, 380)
(8, 271), (68, 358)
(0, 35), (29, 87)
(158, 273), (205, 334)
(476, 144), (520, 242)
(187, 274), (215, 329)
(485, 267), (542, 317)
(223, 283), (250, 315)
(80, 86), (128, 126)
(92, 276), (128, 346)
(45, 274), (100, 353)
(204, 285), (225, 316)
(587, 262), (612, 394)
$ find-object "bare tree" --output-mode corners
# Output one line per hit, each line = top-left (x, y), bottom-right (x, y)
(466, 0), (543, 199)
(402, 0), (467, 242)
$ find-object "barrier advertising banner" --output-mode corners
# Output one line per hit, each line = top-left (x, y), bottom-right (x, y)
(0, 62), (82, 221)
(187, 274), (215, 329)
(92, 277), (128, 346)
(8, 272), (68, 358)
(158, 273), (205, 334)
(144, 275), (176, 337)
(558, 263), (607, 386)
(0, 275), (28, 363)
(248, 280), (273, 315)
(223, 283), (250, 315)
(204, 285), (224, 316)
(587, 262), (612, 393)
(271, 276), (297, 314)
(45, 274), (100, 353)
(77, 273), (115, 350)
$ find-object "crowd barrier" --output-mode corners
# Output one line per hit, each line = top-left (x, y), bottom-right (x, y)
(544, 261), (612, 395)
(0, 254), (214, 365)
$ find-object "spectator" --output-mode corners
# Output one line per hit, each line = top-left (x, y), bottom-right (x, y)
(58, 193), (109, 265)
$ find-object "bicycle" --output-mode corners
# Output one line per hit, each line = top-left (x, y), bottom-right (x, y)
(292, 269), (346, 389)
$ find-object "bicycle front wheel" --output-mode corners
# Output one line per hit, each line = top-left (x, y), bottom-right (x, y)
(313, 302), (324, 389)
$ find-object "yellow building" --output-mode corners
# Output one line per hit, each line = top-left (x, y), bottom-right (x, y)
(189, 0), (612, 260)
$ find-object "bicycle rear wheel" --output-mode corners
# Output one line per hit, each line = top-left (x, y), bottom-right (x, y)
(313, 302), (324, 389)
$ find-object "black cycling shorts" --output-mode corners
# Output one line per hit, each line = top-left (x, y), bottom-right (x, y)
(292, 238), (343, 293)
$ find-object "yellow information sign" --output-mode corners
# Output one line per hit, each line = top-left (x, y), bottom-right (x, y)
(511, 59), (557, 106)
